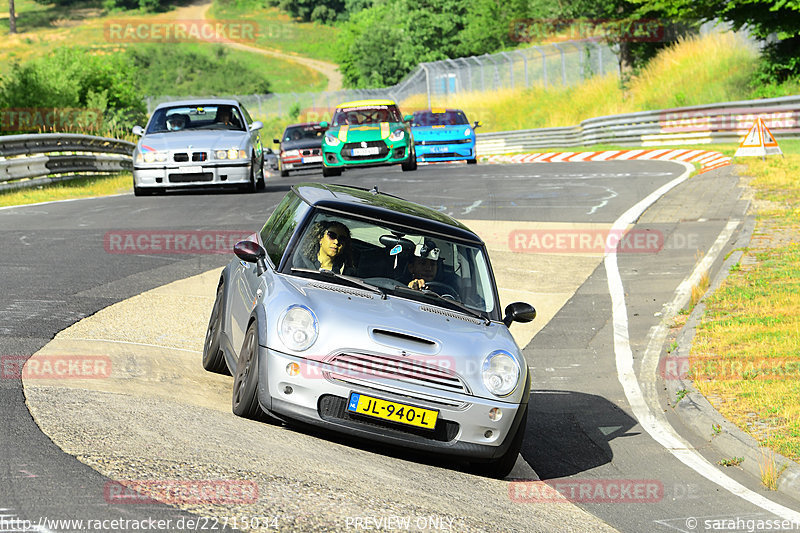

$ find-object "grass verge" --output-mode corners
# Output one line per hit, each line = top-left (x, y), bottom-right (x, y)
(690, 146), (800, 463)
(0, 173), (132, 207)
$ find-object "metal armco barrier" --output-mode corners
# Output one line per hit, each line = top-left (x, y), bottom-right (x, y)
(0, 134), (134, 192)
(476, 95), (800, 155)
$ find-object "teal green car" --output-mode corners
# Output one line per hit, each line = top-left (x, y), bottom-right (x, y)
(320, 99), (417, 177)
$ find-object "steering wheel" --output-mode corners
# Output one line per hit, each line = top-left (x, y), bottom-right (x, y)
(423, 281), (460, 300)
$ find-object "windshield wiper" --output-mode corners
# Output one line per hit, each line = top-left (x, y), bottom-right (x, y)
(291, 268), (386, 299)
(393, 285), (490, 325)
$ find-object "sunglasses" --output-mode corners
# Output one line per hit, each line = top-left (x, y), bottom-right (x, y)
(325, 229), (349, 243)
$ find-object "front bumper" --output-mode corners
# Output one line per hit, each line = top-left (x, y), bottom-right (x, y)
(415, 141), (475, 162)
(322, 141), (411, 168)
(258, 346), (528, 460)
(133, 162), (251, 188)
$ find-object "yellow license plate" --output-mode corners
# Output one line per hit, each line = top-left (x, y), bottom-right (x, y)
(347, 393), (438, 430)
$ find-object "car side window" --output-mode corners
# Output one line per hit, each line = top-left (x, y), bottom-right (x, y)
(260, 193), (305, 266)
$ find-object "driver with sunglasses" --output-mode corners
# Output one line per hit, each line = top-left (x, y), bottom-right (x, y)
(298, 220), (356, 275)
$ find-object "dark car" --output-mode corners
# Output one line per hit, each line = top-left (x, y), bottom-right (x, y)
(273, 123), (325, 177)
(202, 182), (537, 478)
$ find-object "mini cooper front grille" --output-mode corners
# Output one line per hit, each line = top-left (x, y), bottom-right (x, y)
(327, 352), (467, 394)
(318, 394), (460, 443)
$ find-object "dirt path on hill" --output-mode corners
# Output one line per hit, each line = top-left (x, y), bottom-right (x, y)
(172, 0), (342, 91)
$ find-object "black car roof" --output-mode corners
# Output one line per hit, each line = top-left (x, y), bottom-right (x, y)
(291, 183), (482, 244)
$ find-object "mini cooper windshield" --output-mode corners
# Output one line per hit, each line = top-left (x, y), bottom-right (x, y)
(332, 104), (404, 126)
(283, 211), (498, 319)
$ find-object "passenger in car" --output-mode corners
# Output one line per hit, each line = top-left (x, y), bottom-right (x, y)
(298, 221), (356, 275)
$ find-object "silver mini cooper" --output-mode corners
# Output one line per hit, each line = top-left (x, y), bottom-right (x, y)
(203, 183), (535, 477)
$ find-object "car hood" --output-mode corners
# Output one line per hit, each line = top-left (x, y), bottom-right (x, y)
(328, 123), (406, 143)
(138, 130), (248, 151)
(411, 125), (474, 141)
(280, 138), (323, 151)
(264, 274), (525, 403)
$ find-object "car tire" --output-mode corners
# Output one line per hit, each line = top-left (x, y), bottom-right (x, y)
(469, 404), (527, 479)
(322, 165), (342, 177)
(232, 321), (265, 419)
(242, 156), (258, 193)
(280, 169), (290, 177)
(257, 157), (266, 190)
(401, 149), (418, 172)
(467, 158), (477, 165)
(202, 283), (231, 375)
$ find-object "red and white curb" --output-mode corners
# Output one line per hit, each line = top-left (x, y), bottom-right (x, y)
(480, 149), (731, 174)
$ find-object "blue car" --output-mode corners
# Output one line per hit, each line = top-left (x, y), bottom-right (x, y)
(410, 109), (481, 164)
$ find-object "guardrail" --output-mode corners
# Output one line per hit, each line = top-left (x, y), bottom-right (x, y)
(0, 134), (134, 192)
(476, 95), (800, 155)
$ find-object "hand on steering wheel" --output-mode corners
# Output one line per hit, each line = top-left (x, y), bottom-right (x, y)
(421, 281), (460, 300)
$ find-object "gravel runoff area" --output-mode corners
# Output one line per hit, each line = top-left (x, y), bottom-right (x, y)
(23, 220), (619, 532)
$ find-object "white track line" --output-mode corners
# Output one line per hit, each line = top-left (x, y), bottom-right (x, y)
(605, 161), (800, 522)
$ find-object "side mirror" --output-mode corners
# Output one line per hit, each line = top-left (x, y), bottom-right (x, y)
(234, 240), (268, 275)
(502, 302), (536, 328)
(403, 114), (413, 122)
(473, 121), (482, 130)
(273, 138), (280, 144)
(249, 121), (263, 131)
(319, 121), (329, 129)
(132, 125), (144, 136)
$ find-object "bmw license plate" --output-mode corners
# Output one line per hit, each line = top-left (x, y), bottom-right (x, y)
(174, 165), (203, 174)
(351, 147), (380, 156)
(347, 392), (437, 430)
(302, 156), (322, 163)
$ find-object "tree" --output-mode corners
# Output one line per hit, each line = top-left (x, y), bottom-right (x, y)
(9, 0), (16, 34)
(635, 0), (800, 81)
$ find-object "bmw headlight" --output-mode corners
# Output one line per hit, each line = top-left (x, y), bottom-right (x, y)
(325, 134), (341, 147)
(389, 129), (405, 142)
(278, 305), (318, 351)
(482, 350), (520, 397)
(214, 149), (247, 160)
(138, 151), (168, 163)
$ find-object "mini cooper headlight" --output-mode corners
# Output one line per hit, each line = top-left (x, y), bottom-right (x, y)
(389, 129), (405, 142)
(464, 128), (472, 136)
(278, 305), (318, 351)
(482, 350), (520, 397)
(325, 134), (341, 147)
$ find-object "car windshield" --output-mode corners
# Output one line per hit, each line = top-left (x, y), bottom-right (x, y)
(146, 105), (246, 133)
(283, 125), (323, 142)
(283, 211), (498, 319)
(332, 104), (403, 126)
(412, 110), (469, 127)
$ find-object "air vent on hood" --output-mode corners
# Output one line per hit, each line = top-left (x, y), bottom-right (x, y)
(306, 281), (374, 299)
(419, 305), (484, 324)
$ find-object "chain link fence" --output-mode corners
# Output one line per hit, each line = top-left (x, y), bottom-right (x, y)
(146, 40), (619, 118)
